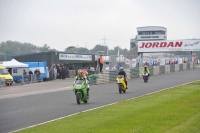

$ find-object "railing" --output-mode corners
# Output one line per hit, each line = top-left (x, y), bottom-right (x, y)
(68, 70), (76, 78)
(12, 74), (40, 85)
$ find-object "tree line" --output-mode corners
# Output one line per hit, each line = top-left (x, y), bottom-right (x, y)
(0, 41), (129, 61)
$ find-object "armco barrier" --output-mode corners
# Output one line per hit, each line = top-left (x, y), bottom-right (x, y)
(187, 63), (190, 70)
(149, 66), (154, 76)
(165, 65), (170, 73)
(190, 62), (194, 69)
(179, 64), (183, 71)
(109, 71), (117, 82)
(131, 68), (139, 78)
(124, 69), (131, 80)
(87, 62), (195, 86)
(159, 66), (165, 75)
(153, 66), (159, 75)
(96, 71), (109, 84)
(170, 65), (175, 72)
(175, 64), (179, 72)
(183, 63), (187, 70)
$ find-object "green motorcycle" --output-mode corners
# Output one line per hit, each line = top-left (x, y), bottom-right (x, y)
(73, 79), (89, 104)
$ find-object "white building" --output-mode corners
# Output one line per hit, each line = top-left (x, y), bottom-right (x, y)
(130, 26), (167, 49)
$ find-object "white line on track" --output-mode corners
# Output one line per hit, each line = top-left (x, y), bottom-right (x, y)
(11, 80), (200, 133)
(0, 86), (73, 100)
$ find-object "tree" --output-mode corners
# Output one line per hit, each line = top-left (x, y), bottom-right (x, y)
(0, 41), (55, 61)
(38, 44), (50, 52)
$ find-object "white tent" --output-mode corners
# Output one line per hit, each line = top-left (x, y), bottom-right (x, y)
(3, 59), (29, 68)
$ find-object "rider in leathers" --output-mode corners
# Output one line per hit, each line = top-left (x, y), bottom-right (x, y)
(117, 67), (128, 89)
(142, 65), (150, 76)
(74, 69), (90, 97)
(142, 65), (150, 81)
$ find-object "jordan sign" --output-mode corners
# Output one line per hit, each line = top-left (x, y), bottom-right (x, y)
(138, 40), (200, 52)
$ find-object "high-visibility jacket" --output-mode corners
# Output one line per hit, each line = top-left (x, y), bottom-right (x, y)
(99, 57), (104, 64)
(142, 68), (150, 74)
(82, 69), (88, 76)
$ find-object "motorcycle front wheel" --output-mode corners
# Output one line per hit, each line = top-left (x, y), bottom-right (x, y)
(76, 93), (81, 104)
(119, 85), (122, 94)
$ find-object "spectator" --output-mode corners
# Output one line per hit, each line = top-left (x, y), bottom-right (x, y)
(61, 66), (66, 79)
(99, 55), (104, 73)
(53, 66), (57, 80)
(29, 70), (33, 75)
(23, 70), (27, 75)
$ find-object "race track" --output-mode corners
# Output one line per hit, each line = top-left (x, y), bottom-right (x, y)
(0, 68), (199, 133)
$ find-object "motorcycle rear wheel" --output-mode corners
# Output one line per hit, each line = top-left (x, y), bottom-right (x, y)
(119, 85), (122, 94)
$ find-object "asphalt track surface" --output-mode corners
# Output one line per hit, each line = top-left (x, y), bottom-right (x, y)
(0, 69), (199, 133)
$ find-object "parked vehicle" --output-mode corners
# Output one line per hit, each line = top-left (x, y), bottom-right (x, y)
(0, 63), (13, 86)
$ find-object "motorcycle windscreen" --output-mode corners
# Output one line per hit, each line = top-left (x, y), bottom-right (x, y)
(75, 79), (84, 85)
(117, 75), (124, 79)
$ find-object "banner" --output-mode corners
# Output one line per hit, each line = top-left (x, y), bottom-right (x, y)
(178, 58), (183, 64)
(59, 54), (92, 61)
(132, 59), (136, 67)
(138, 40), (200, 52)
(159, 58), (166, 66)
(149, 58), (154, 65)
(125, 58), (130, 65)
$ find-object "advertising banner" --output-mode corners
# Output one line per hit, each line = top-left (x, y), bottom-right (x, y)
(125, 58), (130, 65)
(138, 40), (200, 52)
(159, 58), (166, 66)
(178, 58), (183, 64)
(59, 53), (92, 61)
(165, 58), (170, 64)
(132, 59), (136, 67)
(149, 58), (154, 65)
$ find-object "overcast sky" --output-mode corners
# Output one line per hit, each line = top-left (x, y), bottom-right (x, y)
(0, 0), (199, 51)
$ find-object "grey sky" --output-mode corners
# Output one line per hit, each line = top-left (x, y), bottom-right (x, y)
(0, 0), (199, 51)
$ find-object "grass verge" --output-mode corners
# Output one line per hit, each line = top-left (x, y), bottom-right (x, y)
(16, 81), (200, 133)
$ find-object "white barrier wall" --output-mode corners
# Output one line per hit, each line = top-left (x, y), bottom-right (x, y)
(190, 62), (194, 69)
(97, 71), (110, 84)
(175, 64), (179, 72)
(139, 67), (143, 78)
(165, 65), (170, 73)
(153, 66), (159, 75)
(183, 63), (187, 70)
(124, 69), (131, 80)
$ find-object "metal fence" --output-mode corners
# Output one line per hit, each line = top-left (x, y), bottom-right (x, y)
(68, 70), (76, 78)
(12, 74), (40, 85)
(0, 77), (6, 87)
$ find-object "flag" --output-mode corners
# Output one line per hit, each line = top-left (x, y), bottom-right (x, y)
(117, 47), (119, 56)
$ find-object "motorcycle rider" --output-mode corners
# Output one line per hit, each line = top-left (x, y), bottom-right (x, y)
(74, 69), (90, 97)
(117, 67), (128, 89)
(142, 65), (150, 76)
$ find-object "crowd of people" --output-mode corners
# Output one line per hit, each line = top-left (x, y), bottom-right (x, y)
(53, 65), (71, 80)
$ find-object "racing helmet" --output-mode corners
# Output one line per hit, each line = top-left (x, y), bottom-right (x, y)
(77, 69), (83, 76)
(119, 67), (123, 71)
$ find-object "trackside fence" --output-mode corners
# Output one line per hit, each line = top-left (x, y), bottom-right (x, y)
(88, 62), (195, 85)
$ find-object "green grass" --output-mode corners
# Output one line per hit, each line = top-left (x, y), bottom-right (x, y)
(16, 81), (200, 133)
